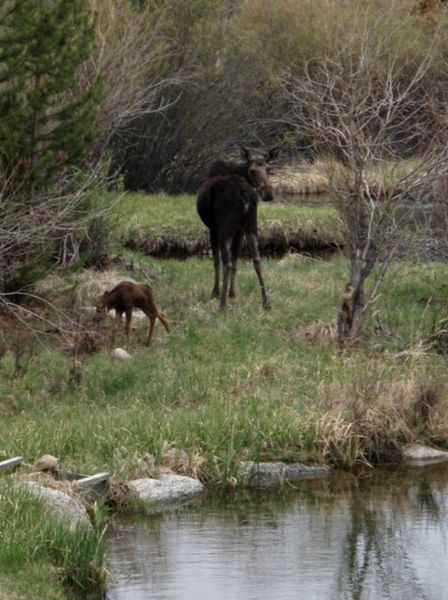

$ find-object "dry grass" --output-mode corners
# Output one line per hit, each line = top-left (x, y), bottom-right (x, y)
(0, 581), (21, 600)
(314, 366), (448, 467)
(271, 157), (423, 198)
(272, 159), (331, 196)
(291, 320), (336, 344)
(35, 269), (139, 311)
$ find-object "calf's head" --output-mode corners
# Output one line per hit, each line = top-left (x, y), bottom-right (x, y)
(241, 147), (278, 202)
(95, 291), (110, 317)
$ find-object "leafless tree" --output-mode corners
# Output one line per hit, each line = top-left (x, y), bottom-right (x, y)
(80, 0), (188, 170)
(281, 12), (448, 347)
(0, 169), (107, 294)
(0, 168), (115, 368)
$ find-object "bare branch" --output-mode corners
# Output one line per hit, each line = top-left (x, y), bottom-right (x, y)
(279, 6), (448, 347)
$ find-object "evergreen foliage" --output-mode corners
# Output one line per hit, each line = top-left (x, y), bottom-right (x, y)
(0, 0), (101, 195)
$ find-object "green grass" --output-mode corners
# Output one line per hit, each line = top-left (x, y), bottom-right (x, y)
(109, 192), (342, 255)
(0, 483), (106, 599)
(112, 192), (340, 237)
(3, 191), (448, 598)
(113, 193), (202, 241)
(2, 253), (448, 482)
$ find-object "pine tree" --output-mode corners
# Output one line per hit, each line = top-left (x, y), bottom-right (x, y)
(0, 0), (101, 195)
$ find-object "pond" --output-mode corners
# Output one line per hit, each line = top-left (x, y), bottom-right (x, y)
(106, 463), (448, 600)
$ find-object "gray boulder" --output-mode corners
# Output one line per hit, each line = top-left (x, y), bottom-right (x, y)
(127, 474), (204, 508)
(19, 481), (92, 532)
(402, 443), (448, 465)
(238, 461), (331, 487)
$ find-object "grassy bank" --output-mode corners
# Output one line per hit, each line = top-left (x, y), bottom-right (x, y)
(2, 253), (448, 483)
(112, 193), (343, 257)
(0, 484), (106, 600)
(2, 191), (448, 598)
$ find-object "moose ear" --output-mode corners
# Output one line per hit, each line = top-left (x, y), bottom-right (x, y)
(240, 147), (252, 162)
(266, 147), (280, 162)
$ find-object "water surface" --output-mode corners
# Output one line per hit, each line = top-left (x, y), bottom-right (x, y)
(107, 464), (448, 600)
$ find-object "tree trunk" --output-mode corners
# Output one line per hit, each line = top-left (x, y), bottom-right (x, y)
(337, 262), (366, 349)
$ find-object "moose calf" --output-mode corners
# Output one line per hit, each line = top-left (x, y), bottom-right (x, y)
(96, 281), (169, 347)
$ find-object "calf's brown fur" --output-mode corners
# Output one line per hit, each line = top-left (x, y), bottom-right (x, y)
(96, 281), (169, 347)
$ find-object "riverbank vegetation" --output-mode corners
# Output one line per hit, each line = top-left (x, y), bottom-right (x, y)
(0, 484), (106, 599)
(3, 1), (448, 598)
(90, 0), (448, 193)
(2, 240), (448, 480)
(113, 193), (343, 257)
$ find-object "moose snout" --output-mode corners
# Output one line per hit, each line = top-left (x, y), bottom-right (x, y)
(259, 184), (274, 202)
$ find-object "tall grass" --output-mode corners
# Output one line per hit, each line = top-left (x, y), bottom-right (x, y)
(0, 484), (106, 598)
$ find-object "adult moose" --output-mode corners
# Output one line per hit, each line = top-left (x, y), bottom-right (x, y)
(197, 147), (278, 310)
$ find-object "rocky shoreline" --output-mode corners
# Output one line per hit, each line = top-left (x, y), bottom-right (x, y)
(5, 442), (448, 530)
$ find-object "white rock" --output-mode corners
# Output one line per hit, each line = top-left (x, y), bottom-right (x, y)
(128, 474), (204, 508)
(402, 443), (448, 464)
(112, 347), (131, 360)
(18, 482), (92, 532)
(238, 461), (331, 487)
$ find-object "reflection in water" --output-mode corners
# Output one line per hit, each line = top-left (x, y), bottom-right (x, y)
(107, 464), (448, 600)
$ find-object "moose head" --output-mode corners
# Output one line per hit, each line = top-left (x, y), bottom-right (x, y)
(240, 147), (279, 202)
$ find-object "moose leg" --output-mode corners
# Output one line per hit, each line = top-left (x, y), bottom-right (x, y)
(229, 230), (243, 299)
(219, 238), (232, 310)
(210, 229), (220, 298)
(146, 316), (156, 345)
(124, 309), (132, 347)
(246, 233), (270, 309)
(112, 311), (122, 347)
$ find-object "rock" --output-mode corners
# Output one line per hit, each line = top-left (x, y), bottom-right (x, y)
(127, 474), (204, 508)
(18, 481), (92, 532)
(402, 443), (448, 464)
(32, 454), (59, 472)
(112, 347), (131, 360)
(238, 461), (331, 487)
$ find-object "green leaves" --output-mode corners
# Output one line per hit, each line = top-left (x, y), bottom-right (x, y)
(0, 0), (101, 195)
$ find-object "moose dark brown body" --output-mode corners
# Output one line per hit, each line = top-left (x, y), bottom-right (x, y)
(197, 148), (277, 309)
(96, 281), (169, 347)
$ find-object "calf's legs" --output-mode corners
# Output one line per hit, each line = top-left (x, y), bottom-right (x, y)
(111, 311), (122, 347)
(125, 308), (133, 346)
(146, 315), (156, 345)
